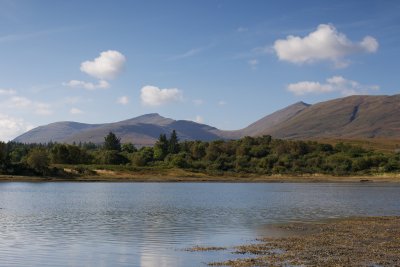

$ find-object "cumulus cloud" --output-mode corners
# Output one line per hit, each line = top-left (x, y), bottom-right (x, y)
(80, 50), (126, 80)
(140, 85), (183, 106)
(0, 88), (16, 95)
(287, 76), (379, 96)
(70, 107), (83, 115)
(273, 24), (378, 67)
(63, 79), (110, 90)
(117, 96), (129, 105)
(0, 113), (33, 141)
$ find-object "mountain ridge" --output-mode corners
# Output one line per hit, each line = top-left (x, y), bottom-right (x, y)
(13, 94), (400, 145)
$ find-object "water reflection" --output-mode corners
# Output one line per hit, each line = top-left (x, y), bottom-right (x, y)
(0, 182), (399, 266)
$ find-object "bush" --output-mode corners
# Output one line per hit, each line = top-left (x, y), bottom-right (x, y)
(96, 150), (129, 165)
(26, 148), (50, 174)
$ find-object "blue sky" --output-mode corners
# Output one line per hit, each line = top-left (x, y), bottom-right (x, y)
(0, 0), (399, 141)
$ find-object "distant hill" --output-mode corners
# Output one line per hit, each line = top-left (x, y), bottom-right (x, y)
(14, 113), (222, 146)
(265, 94), (400, 139)
(14, 121), (100, 143)
(219, 101), (310, 138)
(14, 94), (400, 145)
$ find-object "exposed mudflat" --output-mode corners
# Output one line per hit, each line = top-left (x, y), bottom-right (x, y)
(207, 216), (400, 266)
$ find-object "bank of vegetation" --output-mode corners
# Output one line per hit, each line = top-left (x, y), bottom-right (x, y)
(1, 131), (400, 179)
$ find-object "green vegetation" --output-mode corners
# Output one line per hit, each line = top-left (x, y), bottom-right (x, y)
(1, 131), (400, 178)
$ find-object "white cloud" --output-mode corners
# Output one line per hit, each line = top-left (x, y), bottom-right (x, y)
(0, 113), (33, 141)
(80, 50), (126, 80)
(169, 44), (214, 60)
(117, 96), (129, 105)
(194, 115), (204, 124)
(4, 96), (53, 115)
(8, 96), (32, 108)
(218, 100), (227, 106)
(35, 103), (52, 115)
(273, 24), (378, 67)
(171, 47), (203, 60)
(63, 79), (110, 90)
(287, 76), (379, 96)
(70, 107), (83, 115)
(140, 85), (183, 106)
(0, 88), (16, 95)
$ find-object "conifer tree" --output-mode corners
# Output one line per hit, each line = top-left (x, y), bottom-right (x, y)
(104, 132), (121, 151)
(168, 130), (179, 154)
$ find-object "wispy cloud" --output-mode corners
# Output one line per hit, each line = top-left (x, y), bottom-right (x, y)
(117, 96), (129, 105)
(3, 96), (53, 116)
(0, 88), (16, 95)
(70, 107), (83, 115)
(194, 115), (204, 124)
(63, 80), (110, 90)
(193, 99), (204, 106)
(287, 76), (379, 96)
(168, 44), (214, 60)
(0, 26), (85, 44)
(218, 100), (227, 106)
(248, 59), (258, 69)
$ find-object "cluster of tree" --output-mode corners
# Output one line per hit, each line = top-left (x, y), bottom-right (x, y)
(1, 131), (400, 176)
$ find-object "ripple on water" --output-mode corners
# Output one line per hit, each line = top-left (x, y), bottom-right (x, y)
(0, 182), (400, 266)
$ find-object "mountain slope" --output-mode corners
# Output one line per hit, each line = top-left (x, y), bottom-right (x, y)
(217, 101), (310, 139)
(13, 121), (100, 143)
(266, 94), (400, 139)
(15, 113), (223, 145)
(240, 101), (310, 136)
(13, 94), (400, 145)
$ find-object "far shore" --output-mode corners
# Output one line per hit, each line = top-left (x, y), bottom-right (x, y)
(1, 169), (400, 182)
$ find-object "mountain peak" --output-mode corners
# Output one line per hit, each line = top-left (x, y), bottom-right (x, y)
(140, 113), (162, 117)
(293, 101), (311, 107)
(119, 113), (174, 126)
(13, 94), (400, 145)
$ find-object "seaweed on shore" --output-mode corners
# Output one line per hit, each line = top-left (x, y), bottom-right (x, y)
(207, 216), (400, 266)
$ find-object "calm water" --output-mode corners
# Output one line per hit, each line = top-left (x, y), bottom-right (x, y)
(1, 182), (400, 266)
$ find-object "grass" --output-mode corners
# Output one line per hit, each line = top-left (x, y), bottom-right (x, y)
(2, 167), (400, 183)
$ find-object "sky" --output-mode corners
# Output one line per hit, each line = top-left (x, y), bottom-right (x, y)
(0, 0), (399, 141)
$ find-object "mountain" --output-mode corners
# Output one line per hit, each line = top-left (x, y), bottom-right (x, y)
(13, 121), (100, 143)
(14, 113), (222, 146)
(13, 94), (400, 145)
(265, 94), (400, 139)
(219, 101), (310, 138)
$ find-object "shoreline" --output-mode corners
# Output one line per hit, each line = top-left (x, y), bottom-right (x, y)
(1, 171), (400, 183)
(186, 216), (400, 266)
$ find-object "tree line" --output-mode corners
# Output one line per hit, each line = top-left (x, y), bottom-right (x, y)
(1, 130), (400, 176)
